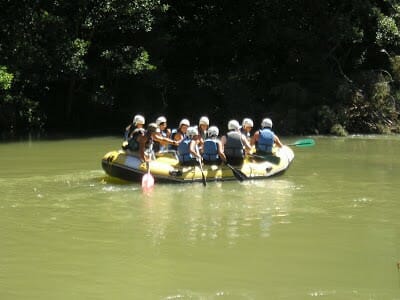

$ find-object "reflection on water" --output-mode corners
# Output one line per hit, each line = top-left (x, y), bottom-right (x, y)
(137, 179), (296, 246)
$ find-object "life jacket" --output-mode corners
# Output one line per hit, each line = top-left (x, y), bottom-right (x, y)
(177, 137), (194, 163)
(126, 128), (145, 151)
(203, 138), (219, 162)
(256, 128), (274, 153)
(224, 131), (244, 158)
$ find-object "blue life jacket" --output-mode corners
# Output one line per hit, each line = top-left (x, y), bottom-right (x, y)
(203, 138), (219, 161)
(224, 131), (244, 158)
(177, 138), (194, 163)
(256, 128), (274, 153)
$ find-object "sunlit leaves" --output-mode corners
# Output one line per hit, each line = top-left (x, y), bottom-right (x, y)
(64, 39), (90, 75)
(100, 46), (155, 75)
(86, 0), (162, 32)
(129, 48), (156, 74)
(1, 0), (400, 135)
(0, 66), (13, 91)
(376, 15), (400, 46)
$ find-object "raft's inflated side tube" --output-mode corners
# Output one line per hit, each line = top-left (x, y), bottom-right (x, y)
(102, 146), (294, 183)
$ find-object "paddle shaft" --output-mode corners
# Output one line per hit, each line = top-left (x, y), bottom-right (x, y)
(146, 161), (150, 175)
(195, 145), (206, 186)
(198, 158), (206, 186)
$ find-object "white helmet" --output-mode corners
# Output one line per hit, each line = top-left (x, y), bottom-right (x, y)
(199, 116), (209, 126)
(208, 126), (219, 137)
(147, 122), (158, 132)
(133, 114), (145, 125)
(156, 116), (167, 126)
(179, 118), (190, 127)
(261, 118), (273, 128)
(242, 118), (254, 128)
(228, 119), (240, 130)
(187, 126), (199, 138)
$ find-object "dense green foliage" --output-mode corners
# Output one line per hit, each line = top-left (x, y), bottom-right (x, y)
(1, 0), (400, 137)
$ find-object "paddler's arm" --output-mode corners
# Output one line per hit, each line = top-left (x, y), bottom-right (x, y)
(241, 133), (252, 154)
(152, 132), (179, 146)
(274, 135), (283, 148)
(217, 141), (227, 162)
(138, 135), (149, 162)
(251, 131), (259, 146)
(189, 140), (202, 159)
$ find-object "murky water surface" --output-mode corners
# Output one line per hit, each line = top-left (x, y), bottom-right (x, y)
(0, 136), (399, 299)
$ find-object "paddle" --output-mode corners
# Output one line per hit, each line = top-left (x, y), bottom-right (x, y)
(195, 145), (206, 186)
(197, 158), (207, 186)
(141, 161), (154, 190)
(142, 141), (155, 190)
(287, 138), (315, 147)
(225, 162), (247, 182)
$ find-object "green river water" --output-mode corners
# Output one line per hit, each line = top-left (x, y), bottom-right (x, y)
(0, 136), (399, 299)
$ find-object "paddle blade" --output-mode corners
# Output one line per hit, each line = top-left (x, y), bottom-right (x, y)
(141, 173), (154, 190)
(231, 169), (244, 182)
(225, 163), (247, 182)
(290, 139), (315, 147)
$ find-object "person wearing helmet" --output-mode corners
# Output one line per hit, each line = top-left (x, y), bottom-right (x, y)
(221, 119), (252, 165)
(177, 126), (202, 165)
(135, 122), (158, 161)
(156, 116), (168, 128)
(202, 126), (226, 165)
(152, 116), (175, 152)
(170, 118), (191, 150)
(124, 114), (145, 140)
(122, 114), (146, 151)
(241, 118), (254, 143)
(151, 130), (178, 153)
(252, 118), (283, 155)
(198, 116), (210, 145)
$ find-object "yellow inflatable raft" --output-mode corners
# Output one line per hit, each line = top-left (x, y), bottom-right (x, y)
(101, 145), (294, 183)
